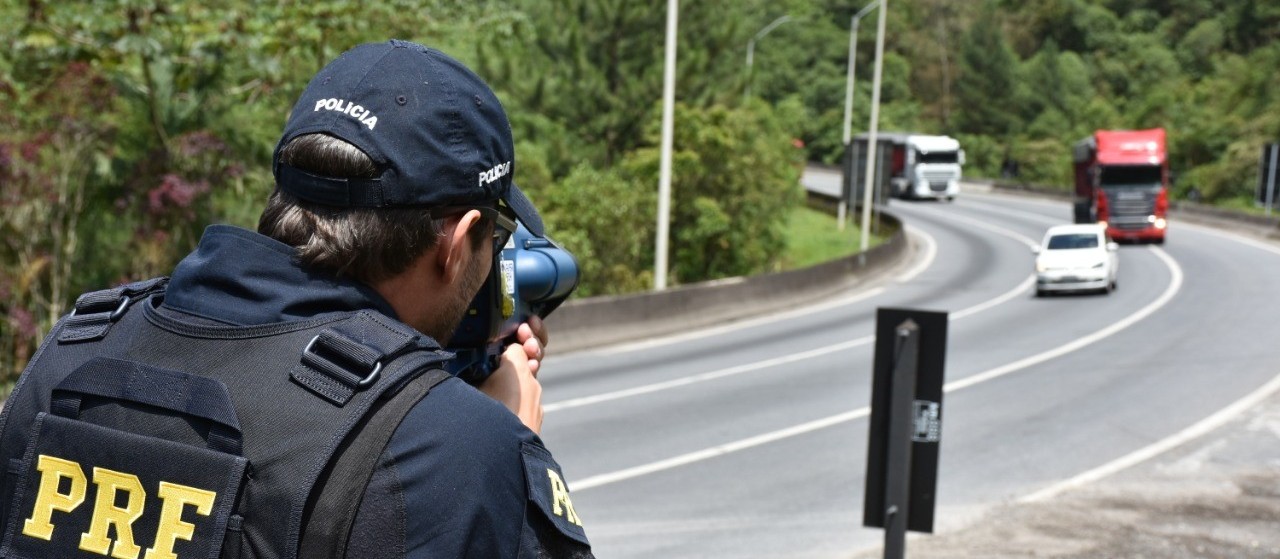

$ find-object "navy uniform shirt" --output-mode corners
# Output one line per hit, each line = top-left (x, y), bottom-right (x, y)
(161, 225), (592, 558)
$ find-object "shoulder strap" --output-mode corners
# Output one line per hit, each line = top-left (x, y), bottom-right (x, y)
(58, 277), (168, 343)
(298, 367), (453, 558)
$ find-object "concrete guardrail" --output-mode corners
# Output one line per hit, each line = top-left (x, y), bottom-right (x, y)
(546, 196), (907, 353)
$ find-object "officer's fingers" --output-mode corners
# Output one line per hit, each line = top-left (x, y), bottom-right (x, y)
(516, 321), (544, 348)
(504, 343), (542, 381)
(527, 315), (549, 348)
(502, 343), (543, 434)
(522, 335), (542, 362)
(503, 342), (530, 368)
(482, 344), (543, 432)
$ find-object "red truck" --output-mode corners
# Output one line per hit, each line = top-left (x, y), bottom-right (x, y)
(1072, 128), (1169, 243)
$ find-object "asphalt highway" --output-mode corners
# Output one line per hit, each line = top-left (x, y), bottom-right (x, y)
(535, 175), (1280, 558)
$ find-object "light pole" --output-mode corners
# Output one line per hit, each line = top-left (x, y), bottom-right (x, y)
(839, 1), (880, 230)
(744, 15), (792, 99)
(655, 0), (678, 291)
(860, 0), (888, 255)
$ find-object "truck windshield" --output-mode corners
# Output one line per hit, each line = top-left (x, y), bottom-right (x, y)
(1099, 165), (1161, 188)
(916, 150), (958, 164)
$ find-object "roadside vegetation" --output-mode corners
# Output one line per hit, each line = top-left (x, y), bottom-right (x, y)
(782, 206), (888, 270)
(2, 0), (1277, 384)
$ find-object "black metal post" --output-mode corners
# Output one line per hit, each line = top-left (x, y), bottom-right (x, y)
(883, 320), (919, 559)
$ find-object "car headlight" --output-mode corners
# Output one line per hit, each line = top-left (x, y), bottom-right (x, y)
(1036, 261), (1047, 273)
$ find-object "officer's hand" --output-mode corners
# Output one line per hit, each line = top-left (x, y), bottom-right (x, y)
(479, 320), (546, 433)
(524, 315), (549, 369)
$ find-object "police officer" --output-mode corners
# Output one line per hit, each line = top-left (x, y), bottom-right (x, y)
(144, 40), (588, 557)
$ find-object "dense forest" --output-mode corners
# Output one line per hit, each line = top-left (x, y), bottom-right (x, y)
(2, 0), (1278, 383)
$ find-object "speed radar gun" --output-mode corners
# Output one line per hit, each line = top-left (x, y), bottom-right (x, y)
(445, 222), (579, 385)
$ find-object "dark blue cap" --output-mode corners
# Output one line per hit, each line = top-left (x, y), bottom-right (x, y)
(272, 39), (544, 236)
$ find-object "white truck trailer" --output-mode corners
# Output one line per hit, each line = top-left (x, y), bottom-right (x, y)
(850, 132), (965, 201)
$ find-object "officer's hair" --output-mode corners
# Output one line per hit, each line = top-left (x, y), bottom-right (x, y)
(259, 133), (489, 284)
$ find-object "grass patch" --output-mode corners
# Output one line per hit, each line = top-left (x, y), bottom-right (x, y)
(779, 205), (889, 270)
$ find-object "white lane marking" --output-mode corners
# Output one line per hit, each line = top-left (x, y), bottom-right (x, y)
(561, 287), (883, 358)
(546, 338), (874, 412)
(895, 223), (937, 282)
(547, 240), (1023, 414)
(1178, 220), (1280, 256)
(1020, 370), (1280, 503)
(944, 246), (1180, 392)
(901, 204), (1040, 249)
(963, 191), (1280, 259)
(950, 274), (1036, 320)
(560, 226), (936, 358)
(961, 195), (1064, 217)
(570, 247), (1183, 492)
(573, 409), (870, 491)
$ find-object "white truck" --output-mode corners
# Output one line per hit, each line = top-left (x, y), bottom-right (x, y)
(852, 132), (965, 201)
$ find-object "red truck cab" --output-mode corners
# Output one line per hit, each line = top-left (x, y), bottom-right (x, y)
(1072, 128), (1169, 243)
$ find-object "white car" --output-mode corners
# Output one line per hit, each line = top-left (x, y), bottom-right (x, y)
(1033, 224), (1119, 296)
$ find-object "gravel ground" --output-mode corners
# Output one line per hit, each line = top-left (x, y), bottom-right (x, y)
(851, 380), (1280, 558)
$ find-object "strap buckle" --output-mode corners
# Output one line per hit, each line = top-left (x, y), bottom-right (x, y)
(69, 296), (130, 322)
(59, 277), (168, 343)
(303, 334), (383, 389)
(290, 311), (436, 406)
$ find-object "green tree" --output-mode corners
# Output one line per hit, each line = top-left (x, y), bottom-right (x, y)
(0, 63), (115, 384)
(954, 3), (1021, 137)
(475, 0), (666, 171)
(622, 102), (803, 285)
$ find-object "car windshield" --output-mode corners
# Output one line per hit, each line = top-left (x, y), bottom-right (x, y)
(1046, 233), (1100, 250)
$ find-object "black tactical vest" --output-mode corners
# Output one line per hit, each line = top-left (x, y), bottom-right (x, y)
(0, 278), (452, 559)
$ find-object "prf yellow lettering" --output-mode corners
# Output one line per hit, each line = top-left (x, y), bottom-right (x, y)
(143, 482), (216, 559)
(545, 469), (582, 526)
(19, 454), (219, 559)
(80, 467), (145, 559)
(23, 455), (88, 540)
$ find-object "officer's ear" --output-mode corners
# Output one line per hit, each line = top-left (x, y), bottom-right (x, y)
(437, 209), (484, 285)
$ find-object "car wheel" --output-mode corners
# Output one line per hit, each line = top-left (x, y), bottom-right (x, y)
(1035, 288), (1045, 297)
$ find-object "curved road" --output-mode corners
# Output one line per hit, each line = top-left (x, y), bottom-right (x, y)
(535, 183), (1280, 558)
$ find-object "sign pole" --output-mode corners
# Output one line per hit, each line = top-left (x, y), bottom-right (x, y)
(882, 320), (919, 559)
